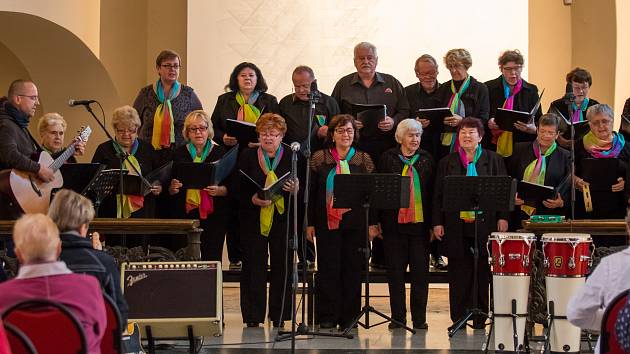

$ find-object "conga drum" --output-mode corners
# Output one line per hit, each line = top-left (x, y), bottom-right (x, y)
(542, 233), (593, 354)
(487, 232), (536, 352)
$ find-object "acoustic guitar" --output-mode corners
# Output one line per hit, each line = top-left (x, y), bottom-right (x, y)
(0, 126), (92, 214)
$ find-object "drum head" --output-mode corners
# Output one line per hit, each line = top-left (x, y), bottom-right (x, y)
(541, 233), (592, 242)
(489, 232), (536, 241)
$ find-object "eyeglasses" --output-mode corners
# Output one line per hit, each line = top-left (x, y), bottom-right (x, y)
(415, 71), (437, 79)
(572, 84), (589, 93)
(161, 64), (181, 70)
(116, 128), (137, 135)
(188, 126), (208, 133)
(18, 94), (39, 101)
(260, 132), (281, 138)
(334, 128), (355, 135)
(501, 65), (522, 73)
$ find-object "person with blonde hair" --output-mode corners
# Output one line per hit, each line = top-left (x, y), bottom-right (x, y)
(168, 110), (231, 261)
(436, 48), (489, 155)
(37, 112), (86, 161)
(49, 188), (129, 325)
(0, 213), (106, 353)
(91, 105), (162, 222)
(237, 113), (298, 328)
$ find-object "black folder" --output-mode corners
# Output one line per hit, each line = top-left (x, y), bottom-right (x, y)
(581, 158), (620, 192)
(495, 108), (532, 131)
(173, 145), (238, 189)
(621, 115), (630, 136)
(416, 107), (457, 132)
(60, 163), (105, 194)
(239, 169), (291, 201)
(550, 105), (591, 140)
(145, 161), (173, 186)
(349, 103), (386, 138)
(226, 119), (257, 145)
(517, 180), (555, 205)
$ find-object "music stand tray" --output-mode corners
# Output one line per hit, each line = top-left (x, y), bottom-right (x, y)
(441, 176), (515, 338)
(60, 163), (105, 195)
(333, 173), (414, 335)
(84, 168), (127, 216)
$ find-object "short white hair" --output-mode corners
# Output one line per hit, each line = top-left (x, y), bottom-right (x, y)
(354, 42), (378, 58)
(13, 214), (60, 264)
(395, 118), (423, 144)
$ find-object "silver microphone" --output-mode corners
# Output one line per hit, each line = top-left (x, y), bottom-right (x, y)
(68, 99), (96, 107)
(290, 142), (301, 152)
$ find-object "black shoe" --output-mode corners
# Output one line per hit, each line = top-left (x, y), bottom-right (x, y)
(319, 321), (336, 329)
(388, 321), (406, 329)
(272, 321), (284, 328)
(246, 322), (260, 328)
(434, 256), (448, 271)
(413, 322), (428, 330)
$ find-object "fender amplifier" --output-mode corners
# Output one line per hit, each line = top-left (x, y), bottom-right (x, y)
(121, 261), (222, 338)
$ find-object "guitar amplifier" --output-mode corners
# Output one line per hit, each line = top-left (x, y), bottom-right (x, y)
(121, 261), (222, 338)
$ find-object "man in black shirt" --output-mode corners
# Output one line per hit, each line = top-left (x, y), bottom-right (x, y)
(405, 54), (443, 159)
(331, 42), (410, 269)
(332, 42), (410, 165)
(404, 54), (447, 271)
(279, 66), (340, 264)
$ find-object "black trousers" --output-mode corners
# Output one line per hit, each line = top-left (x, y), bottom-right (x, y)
(382, 231), (430, 324)
(225, 196), (242, 263)
(315, 227), (364, 327)
(239, 220), (292, 323)
(447, 236), (490, 325)
(198, 212), (227, 262)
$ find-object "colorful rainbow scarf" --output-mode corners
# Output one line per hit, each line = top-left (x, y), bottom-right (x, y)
(571, 98), (590, 123)
(258, 145), (285, 236)
(521, 141), (557, 215)
(583, 130), (625, 158)
(458, 146), (482, 221)
(492, 78), (523, 157)
(315, 115), (327, 127)
(326, 147), (355, 229)
(151, 79), (180, 150)
(441, 76), (471, 152)
(398, 154), (424, 223)
(185, 141), (214, 219)
(114, 139), (144, 218)
(236, 91), (261, 123)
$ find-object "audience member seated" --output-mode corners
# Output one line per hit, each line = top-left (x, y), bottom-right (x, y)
(48, 189), (128, 326)
(567, 208), (630, 353)
(0, 214), (106, 353)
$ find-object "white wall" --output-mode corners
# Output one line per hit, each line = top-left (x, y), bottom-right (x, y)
(187, 0), (528, 112)
(0, 0), (101, 57)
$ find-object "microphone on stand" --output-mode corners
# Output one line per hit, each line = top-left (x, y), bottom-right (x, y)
(68, 99), (97, 107)
(308, 80), (321, 101)
(290, 142), (301, 152)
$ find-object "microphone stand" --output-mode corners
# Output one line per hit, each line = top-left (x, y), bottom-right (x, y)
(566, 94), (576, 230)
(276, 87), (351, 349)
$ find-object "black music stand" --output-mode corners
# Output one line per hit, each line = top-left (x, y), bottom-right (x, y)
(60, 163), (105, 195)
(84, 169), (126, 216)
(442, 176), (515, 337)
(333, 173), (415, 336)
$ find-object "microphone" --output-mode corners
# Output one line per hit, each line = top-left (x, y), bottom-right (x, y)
(308, 80), (321, 100)
(290, 142), (301, 152)
(563, 92), (575, 104)
(68, 99), (96, 107)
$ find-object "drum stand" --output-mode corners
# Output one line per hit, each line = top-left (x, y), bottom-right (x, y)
(442, 176), (516, 338)
(486, 299), (529, 354)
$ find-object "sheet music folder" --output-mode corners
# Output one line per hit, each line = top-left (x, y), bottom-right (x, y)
(517, 180), (555, 205)
(173, 145), (238, 189)
(226, 119), (257, 145)
(416, 107), (455, 132)
(239, 169), (291, 201)
(495, 89), (543, 131)
(349, 103), (386, 138)
(581, 158), (620, 192)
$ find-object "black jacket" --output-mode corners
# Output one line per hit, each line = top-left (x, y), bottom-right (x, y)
(405, 82), (443, 158)
(377, 147), (434, 236)
(437, 76), (489, 121)
(60, 232), (128, 325)
(210, 91), (279, 147)
(432, 149), (508, 258)
(485, 76), (541, 146)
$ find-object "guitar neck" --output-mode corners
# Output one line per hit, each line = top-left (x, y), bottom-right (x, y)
(49, 144), (76, 172)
